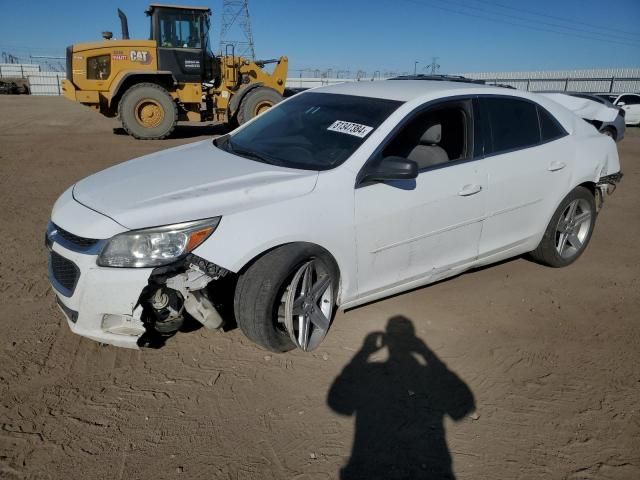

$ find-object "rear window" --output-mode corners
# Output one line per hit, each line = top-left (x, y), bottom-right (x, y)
(484, 97), (540, 154)
(620, 95), (640, 105)
(538, 106), (566, 142)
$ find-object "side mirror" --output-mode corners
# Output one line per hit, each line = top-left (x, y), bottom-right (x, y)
(359, 156), (418, 184)
(617, 101), (626, 106)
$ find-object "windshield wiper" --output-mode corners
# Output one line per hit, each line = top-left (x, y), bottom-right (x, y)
(228, 140), (277, 166)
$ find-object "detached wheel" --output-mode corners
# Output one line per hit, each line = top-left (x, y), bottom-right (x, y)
(236, 87), (282, 125)
(119, 83), (177, 140)
(530, 186), (596, 267)
(234, 244), (339, 352)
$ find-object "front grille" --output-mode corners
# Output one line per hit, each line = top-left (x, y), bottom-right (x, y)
(54, 223), (99, 248)
(49, 251), (80, 297)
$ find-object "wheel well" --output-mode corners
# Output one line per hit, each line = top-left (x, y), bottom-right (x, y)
(578, 181), (597, 197)
(238, 242), (341, 277)
(111, 74), (175, 114)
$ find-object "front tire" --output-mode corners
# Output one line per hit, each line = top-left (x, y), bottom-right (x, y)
(234, 244), (339, 352)
(119, 83), (177, 140)
(530, 186), (596, 267)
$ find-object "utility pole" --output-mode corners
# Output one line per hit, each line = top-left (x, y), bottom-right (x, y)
(413, 61), (419, 75)
(219, 0), (256, 60)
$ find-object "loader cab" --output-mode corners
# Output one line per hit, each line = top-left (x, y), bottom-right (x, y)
(146, 4), (215, 83)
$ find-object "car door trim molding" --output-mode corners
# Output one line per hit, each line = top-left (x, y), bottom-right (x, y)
(370, 196), (543, 255)
(487, 198), (543, 218)
(370, 215), (485, 253)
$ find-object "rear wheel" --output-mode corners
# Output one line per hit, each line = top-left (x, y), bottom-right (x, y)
(530, 186), (596, 267)
(236, 87), (282, 125)
(234, 244), (339, 352)
(119, 83), (177, 140)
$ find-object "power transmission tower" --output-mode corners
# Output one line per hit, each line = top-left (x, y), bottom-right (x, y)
(219, 0), (256, 60)
(426, 57), (441, 74)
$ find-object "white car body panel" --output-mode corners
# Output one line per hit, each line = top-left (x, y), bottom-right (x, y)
(354, 161), (486, 299)
(540, 93), (619, 123)
(73, 140), (319, 230)
(478, 136), (575, 258)
(46, 80), (622, 348)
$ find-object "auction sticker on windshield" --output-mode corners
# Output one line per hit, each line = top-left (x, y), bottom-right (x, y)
(327, 120), (374, 138)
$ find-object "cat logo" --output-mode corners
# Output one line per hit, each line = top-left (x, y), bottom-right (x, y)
(129, 50), (152, 65)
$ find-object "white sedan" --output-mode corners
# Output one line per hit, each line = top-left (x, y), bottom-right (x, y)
(47, 78), (622, 352)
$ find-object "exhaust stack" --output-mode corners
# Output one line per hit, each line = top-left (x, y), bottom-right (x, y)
(117, 8), (130, 40)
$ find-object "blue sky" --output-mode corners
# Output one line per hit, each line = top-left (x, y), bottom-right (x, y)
(1, 0), (639, 74)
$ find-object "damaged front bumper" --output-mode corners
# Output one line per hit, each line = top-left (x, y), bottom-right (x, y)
(46, 221), (230, 349)
(46, 223), (151, 349)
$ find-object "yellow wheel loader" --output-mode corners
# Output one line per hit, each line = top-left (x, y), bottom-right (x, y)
(62, 4), (288, 139)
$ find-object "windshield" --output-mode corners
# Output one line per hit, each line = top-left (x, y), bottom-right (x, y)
(224, 92), (403, 171)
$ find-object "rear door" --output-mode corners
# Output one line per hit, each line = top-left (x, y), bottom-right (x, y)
(476, 96), (573, 260)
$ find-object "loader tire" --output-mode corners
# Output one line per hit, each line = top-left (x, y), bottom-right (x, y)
(236, 87), (282, 125)
(119, 83), (177, 140)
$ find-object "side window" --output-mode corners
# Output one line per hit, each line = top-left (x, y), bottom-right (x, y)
(537, 106), (566, 142)
(159, 12), (202, 48)
(381, 100), (473, 170)
(483, 97), (540, 154)
(620, 95), (640, 105)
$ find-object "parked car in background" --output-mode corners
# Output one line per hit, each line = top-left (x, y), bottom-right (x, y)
(46, 78), (622, 353)
(596, 93), (640, 126)
(541, 92), (625, 142)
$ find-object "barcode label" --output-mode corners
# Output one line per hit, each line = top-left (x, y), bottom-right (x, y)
(327, 120), (374, 138)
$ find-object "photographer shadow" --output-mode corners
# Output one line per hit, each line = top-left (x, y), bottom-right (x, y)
(328, 316), (474, 479)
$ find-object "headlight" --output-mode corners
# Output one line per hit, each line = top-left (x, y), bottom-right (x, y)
(97, 217), (220, 268)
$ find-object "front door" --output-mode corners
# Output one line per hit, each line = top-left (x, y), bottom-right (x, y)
(354, 99), (487, 299)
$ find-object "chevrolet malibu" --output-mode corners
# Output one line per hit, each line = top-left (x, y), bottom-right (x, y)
(46, 77), (622, 352)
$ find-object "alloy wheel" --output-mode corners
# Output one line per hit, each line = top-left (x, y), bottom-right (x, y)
(281, 259), (333, 351)
(555, 198), (592, 259)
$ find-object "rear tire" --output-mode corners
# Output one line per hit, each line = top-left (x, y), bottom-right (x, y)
(119, 83), (177, 140)
(236, 87), (282, 125)
(234, 244), (339, 352)
(530, 186), (596, 267)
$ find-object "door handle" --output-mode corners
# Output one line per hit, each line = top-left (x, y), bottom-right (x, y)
(548, 161), (566, 172)
(458, 184), (482, 196)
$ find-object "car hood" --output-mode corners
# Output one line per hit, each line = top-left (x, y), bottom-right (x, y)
(540, 93), (619, 123)
(73, 140), (319, 230)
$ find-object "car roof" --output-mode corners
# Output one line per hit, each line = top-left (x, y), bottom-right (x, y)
(310, 79), (580, 134)
(313, 79), (521, 102)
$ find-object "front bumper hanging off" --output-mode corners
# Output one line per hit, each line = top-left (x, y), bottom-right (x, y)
(46, 222), (151, 349)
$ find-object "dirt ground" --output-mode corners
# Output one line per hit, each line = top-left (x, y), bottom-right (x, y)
(1, 96), (639, 480)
